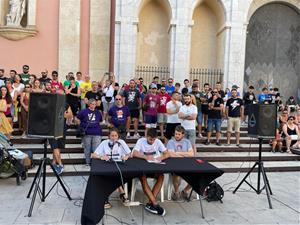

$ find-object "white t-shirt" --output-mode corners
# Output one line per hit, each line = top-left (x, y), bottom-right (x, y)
(94, 139), (131, 161)
(179, 104), (198, 130)
(133, 138), (166, 159)
(102, 85), (115, 103)
(166, 100), (182, 123)
(13, 83), (25, 93)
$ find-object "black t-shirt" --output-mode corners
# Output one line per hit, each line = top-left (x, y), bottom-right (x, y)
(208, 97), (224, 119)
(123, 89), (140, 110)
(226, 97), (244, 117)
(218, 90), (225, 98)
(85, 91), (102, 109)
(243, 92), (256, 105)
(39, 77), (52, 86)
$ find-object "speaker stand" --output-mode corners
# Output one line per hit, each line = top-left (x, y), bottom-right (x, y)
(233, 138), (273, 209)
(27, 139), (72, 217)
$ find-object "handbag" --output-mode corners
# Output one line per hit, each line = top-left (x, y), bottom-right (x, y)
(76, 111), (96, 138)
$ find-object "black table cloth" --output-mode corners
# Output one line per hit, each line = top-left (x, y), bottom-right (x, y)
(81, 157), (224, 225)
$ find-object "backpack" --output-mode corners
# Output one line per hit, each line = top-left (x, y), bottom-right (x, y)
(205, 181), (224, 203)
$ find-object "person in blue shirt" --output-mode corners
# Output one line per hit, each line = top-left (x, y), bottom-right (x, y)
(258, 87), (270, 103)
(165, 78), (175, 95)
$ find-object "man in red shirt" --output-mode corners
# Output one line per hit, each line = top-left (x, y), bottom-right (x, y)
(157, 86), (171, 140)
(51, 71), (64, 94)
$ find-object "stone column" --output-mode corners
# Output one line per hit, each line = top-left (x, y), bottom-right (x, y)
(27, 0), (37, 28)
(58, 0), (81, 78)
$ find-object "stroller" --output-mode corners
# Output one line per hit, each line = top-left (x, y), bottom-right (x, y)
(0, 132), (28, 185)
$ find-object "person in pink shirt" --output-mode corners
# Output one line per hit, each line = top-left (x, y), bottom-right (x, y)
(157, 86), (171, 140)
(50, 71), (64, 94)
(143, 84), (160, 137)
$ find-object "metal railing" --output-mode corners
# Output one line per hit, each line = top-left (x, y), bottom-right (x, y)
(135, 65), (170, 86)
(190, 68), (223, 86)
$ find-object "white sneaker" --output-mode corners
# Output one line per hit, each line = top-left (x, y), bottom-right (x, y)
(126, 132), (131, 138)
(198, 133), (203, 138)
(133, 133), (140, 139)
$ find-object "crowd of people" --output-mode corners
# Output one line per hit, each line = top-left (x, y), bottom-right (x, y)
(1, 65), (300, 215)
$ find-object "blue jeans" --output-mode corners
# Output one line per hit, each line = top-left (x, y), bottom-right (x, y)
(83, 135), (102, 164)
(207, 119), (222, 132)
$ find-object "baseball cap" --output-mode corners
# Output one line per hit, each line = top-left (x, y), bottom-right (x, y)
(232, 84), (239, 89)
(150, 83), (157, 89)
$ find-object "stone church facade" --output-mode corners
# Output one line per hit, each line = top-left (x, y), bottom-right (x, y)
(0, 0), (299, 100)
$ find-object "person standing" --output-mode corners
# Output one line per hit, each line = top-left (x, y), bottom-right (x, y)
(0, 69), (6, 86)
(243, 85), (256, 123)
(20, 84), (32, 138)
(157, 86), (171, 139)
(201, 83), (211, 131)
(108, 95), (131, 140)
(20, 65), (30, 85)
(51, 71), (64, 94)
(100, 73), (115, 124)
(39, 69), (51, 87)
(65, 76), (81, 118)
(80, 75), (92, 110)
(165, 91), (182, 141)
(165, 78), (175, 96)
(85, 81), (102, 110)
(123, 79), (141, 138)
(143, 84), (160, 137)
(76, 99), (102, 165)
(225, 89), (244, 146)
(205, 89), (224, 145)
(191, 84), (204, 138)
(178, 94), (198, 154)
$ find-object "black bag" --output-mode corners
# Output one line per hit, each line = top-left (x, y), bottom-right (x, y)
(205, 181), (224, 203)
(105, 97), (112, 103)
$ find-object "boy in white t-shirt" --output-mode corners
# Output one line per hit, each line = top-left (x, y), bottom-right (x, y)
(132, 128), (169, 216)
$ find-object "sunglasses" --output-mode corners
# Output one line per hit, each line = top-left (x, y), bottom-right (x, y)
(115, 98), (122, 101)
(25, 86), (30, 88)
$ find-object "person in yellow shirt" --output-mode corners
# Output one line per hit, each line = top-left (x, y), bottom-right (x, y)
(80, 75), (92, 110)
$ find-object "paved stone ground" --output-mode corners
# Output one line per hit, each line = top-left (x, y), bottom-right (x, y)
(0, 172), (299, 225)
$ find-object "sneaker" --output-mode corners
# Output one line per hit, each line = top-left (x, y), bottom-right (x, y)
(236, 144), (240, 147)
(171, 192), (181, 201)
(198, 133), (203, 138)
(145, 203), (166, 216)
(126, 132), (131, 139)
(225, 143), (231, 146)
(133, 133), (141, 139)
(119, 193), (129, 204)
(181, 190), (189, 201)
(55, 165), (64, 175)
(216, 142), (221, 146)
(104, 201), (112, 209)
(204, 140), (210, 145)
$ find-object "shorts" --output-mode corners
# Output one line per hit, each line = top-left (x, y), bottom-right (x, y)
(184, 129), (196, 145)
(130, 109), (140, 119)
(227, 117), (241, 133)
(196, 111), (203, 126)
(201, 105), (209, 115)
(49, 138), (65, 150)
(207, 119), (222, 133)
(157, 113), (167, 123)
(165, 123), (181, 140)
(103, 101), (114, 113)
(144, 115), (157, 128)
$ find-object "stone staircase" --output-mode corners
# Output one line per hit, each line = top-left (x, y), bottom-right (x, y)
(11, 124), (300, 176)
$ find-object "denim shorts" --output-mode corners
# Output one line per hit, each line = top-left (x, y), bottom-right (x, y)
(196, 111), (203, 126)
(207, 119), (222, 132)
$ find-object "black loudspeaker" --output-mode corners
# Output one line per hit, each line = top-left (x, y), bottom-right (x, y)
(248, 104), (277, 139)
(27, 93), (65, 138)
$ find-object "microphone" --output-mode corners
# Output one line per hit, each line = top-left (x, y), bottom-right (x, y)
(108, 141), (114, 161)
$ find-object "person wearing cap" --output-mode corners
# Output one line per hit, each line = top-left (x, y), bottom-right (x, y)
(226, 84), (241, 98)
(166, 78), (175, 96)
(143, 83), (160, 137)
(157, 86), (171, 140)
(191, 84), (204, 138)
(258, 87), (271, 104)
(149, 76), (161, 90)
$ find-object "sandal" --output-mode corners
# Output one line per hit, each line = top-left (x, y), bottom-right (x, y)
(119, 193), (129, 203)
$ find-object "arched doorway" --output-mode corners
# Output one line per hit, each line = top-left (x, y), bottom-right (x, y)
(135, 0), (171, 84)
(244, 3), (300, 101)
(189, 0), (225, 85)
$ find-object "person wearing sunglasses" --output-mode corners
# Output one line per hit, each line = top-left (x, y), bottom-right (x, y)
(165, 78), (175, 96)
(20, 64), (30, 85)
(282, 116), (300, 153)
(50, 71), (64, 94)
(108, 95), (130, 140)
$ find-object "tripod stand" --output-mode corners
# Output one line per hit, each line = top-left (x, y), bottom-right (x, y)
(233, 138), (273, 209)
(27, 139), (72, 217)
